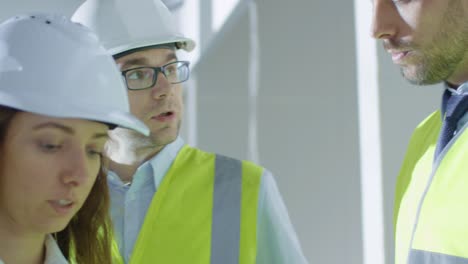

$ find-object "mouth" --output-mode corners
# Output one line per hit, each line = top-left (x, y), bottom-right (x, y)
(152, 111), (176, 122)
(48, 199), (75, 215)
(388, 50), (411, 64)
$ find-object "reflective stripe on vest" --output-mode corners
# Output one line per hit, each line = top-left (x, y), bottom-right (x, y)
(395, 110), (468, 263)
(211, 155), (242, 264)
(394, 111), (441, 264)
(123, 145), (262, 264)
(409, 249), (468, 264)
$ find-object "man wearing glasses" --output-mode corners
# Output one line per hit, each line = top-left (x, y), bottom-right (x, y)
(73, 0), (308, 263)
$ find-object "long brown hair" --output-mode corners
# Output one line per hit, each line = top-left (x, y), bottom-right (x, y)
(0, 106), (113, 264)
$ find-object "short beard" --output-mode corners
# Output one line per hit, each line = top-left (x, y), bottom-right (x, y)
(147, 119), (181, 147)
(404, 0), (468, 85)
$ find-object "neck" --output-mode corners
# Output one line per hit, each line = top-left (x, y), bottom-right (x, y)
(446, 75), (468, 88)
(0, 218), (45, 264)
(447, 54), (468, 87)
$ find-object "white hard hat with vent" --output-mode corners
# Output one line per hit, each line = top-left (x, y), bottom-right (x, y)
(72, 0), (195, 56)
(0, 13), (149, 135)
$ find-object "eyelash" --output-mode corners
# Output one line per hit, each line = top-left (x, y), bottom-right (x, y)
(87, 148), (103, 158)
(39, 142), (62, 153)
(392, 0), (411, 4)
(38, 142), (103, 159)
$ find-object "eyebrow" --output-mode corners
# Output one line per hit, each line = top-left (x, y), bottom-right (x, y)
(33, 122), (109, 140)
(120, 53), (178, 69)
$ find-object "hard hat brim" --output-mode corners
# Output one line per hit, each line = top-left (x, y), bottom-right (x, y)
(0, 91), (150, 136)
(108, 36), (196, 56)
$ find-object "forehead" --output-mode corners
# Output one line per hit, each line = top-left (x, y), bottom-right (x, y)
(116, 48), (178, 69)
(7, 112), (108, 136)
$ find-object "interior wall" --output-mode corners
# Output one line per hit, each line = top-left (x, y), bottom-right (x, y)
(193, 1), (362, 263)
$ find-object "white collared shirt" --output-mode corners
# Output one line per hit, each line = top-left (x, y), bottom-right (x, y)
(0, 235), (68, 264)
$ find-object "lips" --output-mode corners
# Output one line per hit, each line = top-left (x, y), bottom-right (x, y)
(158, 111), (173, 117)
(48, 199), (75, 215)
(152, 111), (176, 122)
(389, 50), (411, 64)
(57, 199), (72, 206)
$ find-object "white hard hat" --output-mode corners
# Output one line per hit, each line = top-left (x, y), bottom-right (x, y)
(72, 0), (195, 56)
(0, 0), (85, 22)
(0, 14), (149, 135)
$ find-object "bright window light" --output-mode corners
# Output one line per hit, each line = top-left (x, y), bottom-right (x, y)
(212, 0), (240, 32)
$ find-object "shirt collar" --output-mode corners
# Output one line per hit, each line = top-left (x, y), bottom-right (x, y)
(43, 234), (68, 264)
(147, 136), (185, 189)
(441, 82), (468, 115)
(442, 82), (468, 131)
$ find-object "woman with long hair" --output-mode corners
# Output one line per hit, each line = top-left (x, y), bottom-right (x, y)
(0, 14), (148, 264)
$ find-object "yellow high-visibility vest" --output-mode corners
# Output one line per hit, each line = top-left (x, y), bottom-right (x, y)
(113, 145), (263, 264)
(394, 110), (468, 263)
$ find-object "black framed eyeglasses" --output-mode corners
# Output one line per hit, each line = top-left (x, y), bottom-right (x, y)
(121, 61), (190, 90)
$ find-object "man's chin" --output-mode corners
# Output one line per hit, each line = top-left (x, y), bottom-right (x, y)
(401, 67), (442, 86)
(148, 121), (181, 145)
(149, 131), (179, 147)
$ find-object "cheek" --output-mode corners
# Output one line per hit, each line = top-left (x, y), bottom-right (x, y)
(2, 151), (50, 190)
(86, 160), (101, 185)
(75, 162), (101, 202)
(91, 167), (101, 184)
(128, 92), (148, 115)
(397, 4), (424, 31)
(408, 2), (448, 37)
(175, 86), (184, 106)
(0, 156), (48, 214)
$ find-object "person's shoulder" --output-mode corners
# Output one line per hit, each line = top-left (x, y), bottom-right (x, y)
(183, 145), (269, 171)
(188, 146), (267, 167)
(177, 145), (214, 161)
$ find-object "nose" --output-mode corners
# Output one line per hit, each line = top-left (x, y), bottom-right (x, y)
(61, 149), (91, 187)
(371, 0), (398, 40)
(151, 71), (173, 100)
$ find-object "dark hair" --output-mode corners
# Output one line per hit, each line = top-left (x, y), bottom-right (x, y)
(0, 106), (113, 264)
